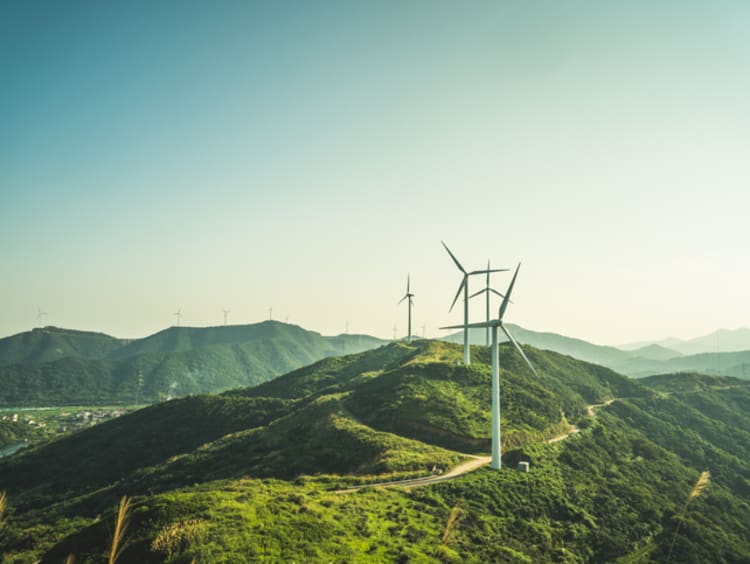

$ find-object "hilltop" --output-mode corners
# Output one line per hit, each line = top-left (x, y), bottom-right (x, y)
(0, 327), (127, 367)
(1, 341), (749, 562)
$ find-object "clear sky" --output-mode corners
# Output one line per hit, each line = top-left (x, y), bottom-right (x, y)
(2, 1), (748, 345)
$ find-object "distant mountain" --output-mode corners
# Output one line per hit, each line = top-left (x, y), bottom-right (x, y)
(627, 343), (684, 361)
(0, 326), (127, 367)
(445, 324), (635, 366)
(621, 327), (750, 355)
(2, 341), (750, 562)
(0, 321), (386, 405)
(444, 324), (750, 379)
(445, 324), (684, 367)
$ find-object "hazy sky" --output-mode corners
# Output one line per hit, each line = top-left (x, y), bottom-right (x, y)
(2, 1), (749, 345)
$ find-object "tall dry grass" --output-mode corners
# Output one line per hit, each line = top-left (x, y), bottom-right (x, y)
(108, 495), (133, 564)
(0, 490), (7, 528)
(441, 505), (464, 546)
(666, 470), (711, 564)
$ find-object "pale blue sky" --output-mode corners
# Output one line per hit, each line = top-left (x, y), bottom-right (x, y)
(2, 1), (748, 344)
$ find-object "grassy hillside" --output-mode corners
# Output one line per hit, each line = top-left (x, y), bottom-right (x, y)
(1, 343), (750, 562)
(0, 327), (126, 367)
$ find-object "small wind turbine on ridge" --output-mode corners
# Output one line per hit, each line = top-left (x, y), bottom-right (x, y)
(173, 308), (182, 327)
(441, 263), (537, 471)
(222, 309), (230, 326)
(442, 241), (507, 365)
(398, 274), (415, 342)
(36, 308), (47, 328)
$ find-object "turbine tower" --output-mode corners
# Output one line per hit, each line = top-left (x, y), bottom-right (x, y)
(441, 263), (537, 470)
(173, 308), (182, 327)
(36, 308), (47, 328)
(469, 260), (507, 346)
(398, 275), (415, 342)
(442, 241), (506, 365)
(222, 309), (230, 325)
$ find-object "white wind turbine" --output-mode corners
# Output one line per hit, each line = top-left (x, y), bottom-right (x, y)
(441, 263), (537, 470)
(173, 308), (182, 327)
(398, 275), (415, 342)
(442, 241), (506, 365)
(36, 308), (48, 328)
(222, 309), (230, 325)
(469, 260), (507, 347)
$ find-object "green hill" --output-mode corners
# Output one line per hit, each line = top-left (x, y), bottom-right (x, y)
(0, 322), (386, 406)
(1, 342), (750, 562)
(0, 327), (126, 367)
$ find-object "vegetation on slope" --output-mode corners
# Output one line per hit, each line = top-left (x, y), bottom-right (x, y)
(0, 327), (126, 367)
(0, 322), (386, 406)
(1, 343), (750, 562)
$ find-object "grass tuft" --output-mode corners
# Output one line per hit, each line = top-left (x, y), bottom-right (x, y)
(441, 505), (465, 546)
(0, 490), (6, 528)
(108, 495), (132, 564)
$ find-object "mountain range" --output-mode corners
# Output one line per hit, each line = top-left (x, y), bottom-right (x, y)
(0, 323), (386, 405)
(1, 340), (749, 562)
(447, 325), (750, 378)
(1, 323), (749, 407)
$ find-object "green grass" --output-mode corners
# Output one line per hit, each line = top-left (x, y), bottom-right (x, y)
(2, 342), (750, 562)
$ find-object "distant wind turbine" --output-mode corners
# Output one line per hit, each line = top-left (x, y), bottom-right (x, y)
(441, 263), (537, 470)
(36, 308), (47, 328)
(398, 275), (415, 342)
(442, 241), (507, 365)
(269, 306), (273, 321)
(173, 308), (182, 327)
(222, 309), (230, 325)
(469, 260), (507, 346)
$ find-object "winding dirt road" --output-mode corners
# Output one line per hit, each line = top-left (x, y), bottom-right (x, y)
(335, 455), (492, 493)
(337, 399), (616, 493)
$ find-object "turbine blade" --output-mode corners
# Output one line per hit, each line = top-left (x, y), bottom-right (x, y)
(469, 268), (508, 275)
(501, 324), (538, 378)
(441, 241), (466, 274)
(498, 263), (521, 320)
(489, 288), (506, 298)
(398, 295), (408, 304)
(440, 320), (497, 330)
(469, 288), (487, 299)
(406, 274), (410, 294)
(449, 278), (466, 312)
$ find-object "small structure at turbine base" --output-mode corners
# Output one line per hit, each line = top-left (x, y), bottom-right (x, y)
(518, 461), (530, 473)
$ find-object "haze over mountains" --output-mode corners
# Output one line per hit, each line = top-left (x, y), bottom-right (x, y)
(447, 325), (750, 378)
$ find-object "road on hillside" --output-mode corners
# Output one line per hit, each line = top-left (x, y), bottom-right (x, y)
(337, 399), (618, 494)
(335, 455), (492, 493)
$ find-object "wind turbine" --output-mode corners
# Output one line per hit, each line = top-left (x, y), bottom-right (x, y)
(173, 308), (182, 327)
(441, 263), (537, 470)
(222, 309), (230, 325)
(398, 275), (415, 342)
(469, 260), (507, 346)
(36, 308), (47, 328)
(442, 241), (506, 365)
